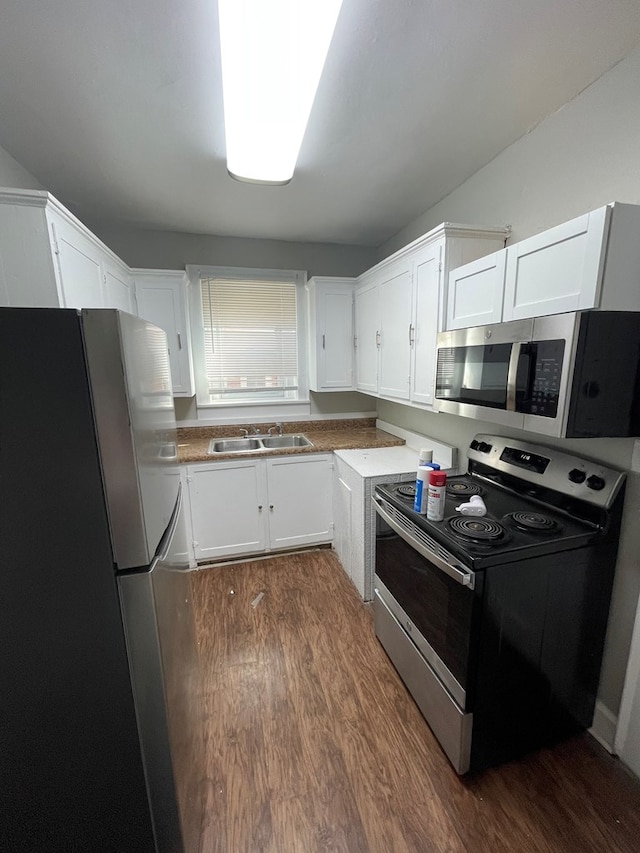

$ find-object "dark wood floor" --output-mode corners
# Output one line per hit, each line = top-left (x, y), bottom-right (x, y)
(191, 549), (640, 853)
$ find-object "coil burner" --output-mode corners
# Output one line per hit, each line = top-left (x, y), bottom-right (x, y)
(396, 484), (417, 499)
(504, 511), (560, 534)
(447, 481), (484, 498)
(446, 515), (507, 545)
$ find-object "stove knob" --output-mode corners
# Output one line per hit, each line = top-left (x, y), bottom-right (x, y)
(478, 442), (492, 453)
(568, 468), (586, 484)
(586, 474), (606, 491)
(470, 440), (480, 450)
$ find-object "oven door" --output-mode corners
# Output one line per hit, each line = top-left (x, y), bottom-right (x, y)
(373, 496), (480, 773)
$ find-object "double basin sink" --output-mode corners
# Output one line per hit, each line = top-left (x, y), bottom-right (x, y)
(208, 434), (313, 455)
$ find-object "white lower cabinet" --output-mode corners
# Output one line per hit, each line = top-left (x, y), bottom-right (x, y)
(266, 455), (333, 549)
(186, 454), (333, 562)
(187, 458), (267, 562)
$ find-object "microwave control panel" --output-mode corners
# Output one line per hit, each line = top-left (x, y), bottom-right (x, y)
(527, 339), (565, 417)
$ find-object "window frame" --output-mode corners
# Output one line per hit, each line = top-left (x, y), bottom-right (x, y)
(187, 264), (310, 419)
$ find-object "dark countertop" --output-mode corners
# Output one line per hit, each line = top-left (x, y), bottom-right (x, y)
(177, 418), (405, 463)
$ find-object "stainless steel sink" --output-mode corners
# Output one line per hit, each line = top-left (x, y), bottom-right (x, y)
(208, 437), (263, 454)
(261, 434), (313, 449)
(207, 433), (313, 454)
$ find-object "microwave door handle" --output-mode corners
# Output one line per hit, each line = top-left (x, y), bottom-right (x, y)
(506, 341), (523, 411)
(373, 497), (475, 590)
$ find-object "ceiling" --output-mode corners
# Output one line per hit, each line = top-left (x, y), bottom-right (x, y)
(1, 0), (640, 247)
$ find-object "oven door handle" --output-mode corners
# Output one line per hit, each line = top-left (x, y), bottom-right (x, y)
(374, 497), (475, 590)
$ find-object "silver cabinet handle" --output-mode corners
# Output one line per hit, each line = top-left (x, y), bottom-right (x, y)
(177, 332), (182, 350)
(322, 333), (326, 350)
(409, 323), (415, 345)
(258, 505), (263, 511)
(376, 330), (381, 348)
(373, 496), (475, 590)
(269, 504), (274, 510)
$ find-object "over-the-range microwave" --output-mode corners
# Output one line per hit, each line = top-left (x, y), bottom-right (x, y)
(435, 311), (640, 438)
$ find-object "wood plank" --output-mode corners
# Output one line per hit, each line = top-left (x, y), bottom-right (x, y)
(191, 550), (640, 853)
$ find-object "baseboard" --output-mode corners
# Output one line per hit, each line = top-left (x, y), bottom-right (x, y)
(589, 700), (618, 753)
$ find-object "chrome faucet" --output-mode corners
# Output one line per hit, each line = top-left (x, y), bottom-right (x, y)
(268, 422), (284, 436)
(239, 428), (249, 437)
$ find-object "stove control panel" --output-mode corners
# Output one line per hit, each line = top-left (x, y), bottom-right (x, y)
(468, 434), (626, 510)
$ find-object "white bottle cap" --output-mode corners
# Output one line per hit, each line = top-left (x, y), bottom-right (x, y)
(418, 447), (433, 464)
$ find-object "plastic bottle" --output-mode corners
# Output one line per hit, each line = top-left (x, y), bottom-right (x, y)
(427, 469), (447, 522)
(418, 447), (433, 467)
(413, 465), (432, 513)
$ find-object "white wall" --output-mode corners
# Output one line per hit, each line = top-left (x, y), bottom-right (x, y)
(0, 145), (43, 190)
(375, 43), (640, 740)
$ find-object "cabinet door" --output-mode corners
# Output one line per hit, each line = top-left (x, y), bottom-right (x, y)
(187, 461), (267, 561)
(266, 455), (333, 550)
(49, 214), (104, 309)
(332, 465), (353, 582)
(103, 257), (133, 313)
(354, 279), (380, 394)
(378, 263), (412, 400)
(410, 241), (442, 406)
(134, 271), (195, 396)
(446, 250), (506, 329)
(502, 206), (610, 321)
(310, 280), (355, 390)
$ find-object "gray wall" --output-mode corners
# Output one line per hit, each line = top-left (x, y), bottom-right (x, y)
(381, 44), (640, 257)
(0, 145), (43, 190)
(376, 44), (640, 724)
(91, 226), (378, 280)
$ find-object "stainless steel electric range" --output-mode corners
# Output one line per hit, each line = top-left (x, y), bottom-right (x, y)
(373, 433), (626, 774)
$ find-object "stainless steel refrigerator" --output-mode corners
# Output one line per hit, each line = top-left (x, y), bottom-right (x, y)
(0, 308), (204, 852)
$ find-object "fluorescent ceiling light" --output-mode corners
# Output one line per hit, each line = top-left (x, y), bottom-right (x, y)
(218, 0), (343, 185)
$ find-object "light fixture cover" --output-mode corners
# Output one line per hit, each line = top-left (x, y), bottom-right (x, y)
(218, 0), (343, 184)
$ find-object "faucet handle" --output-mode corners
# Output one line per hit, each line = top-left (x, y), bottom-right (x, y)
(276, 422), (284, 435)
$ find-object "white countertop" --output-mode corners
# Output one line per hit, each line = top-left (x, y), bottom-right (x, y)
(335, 424), (459, 478)
(334, 445), (423, 478)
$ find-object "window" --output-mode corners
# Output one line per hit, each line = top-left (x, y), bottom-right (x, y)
(189, 266), (308, 408)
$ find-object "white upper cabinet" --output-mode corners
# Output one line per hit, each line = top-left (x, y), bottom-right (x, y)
(0, 188), (134, 312)
(306, 277), (356, 391)
(354, 275), (381, 395)
(48, 209), (104, 309)
(378, 260), (413, 400)
(355, 223), (508, 406)
(133, 269), (195, 397)
(410, 240), (444, 406)
(502, 207), (610, 321)
(446, 250), (506, 330)
(446, 202), (640, 329)
(102, 255), (134, 314)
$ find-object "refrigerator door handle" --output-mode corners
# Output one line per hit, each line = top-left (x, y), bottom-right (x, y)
(150, 483), (183, 572)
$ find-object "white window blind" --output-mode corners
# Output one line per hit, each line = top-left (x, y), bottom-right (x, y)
(200, 276), (298, 400)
